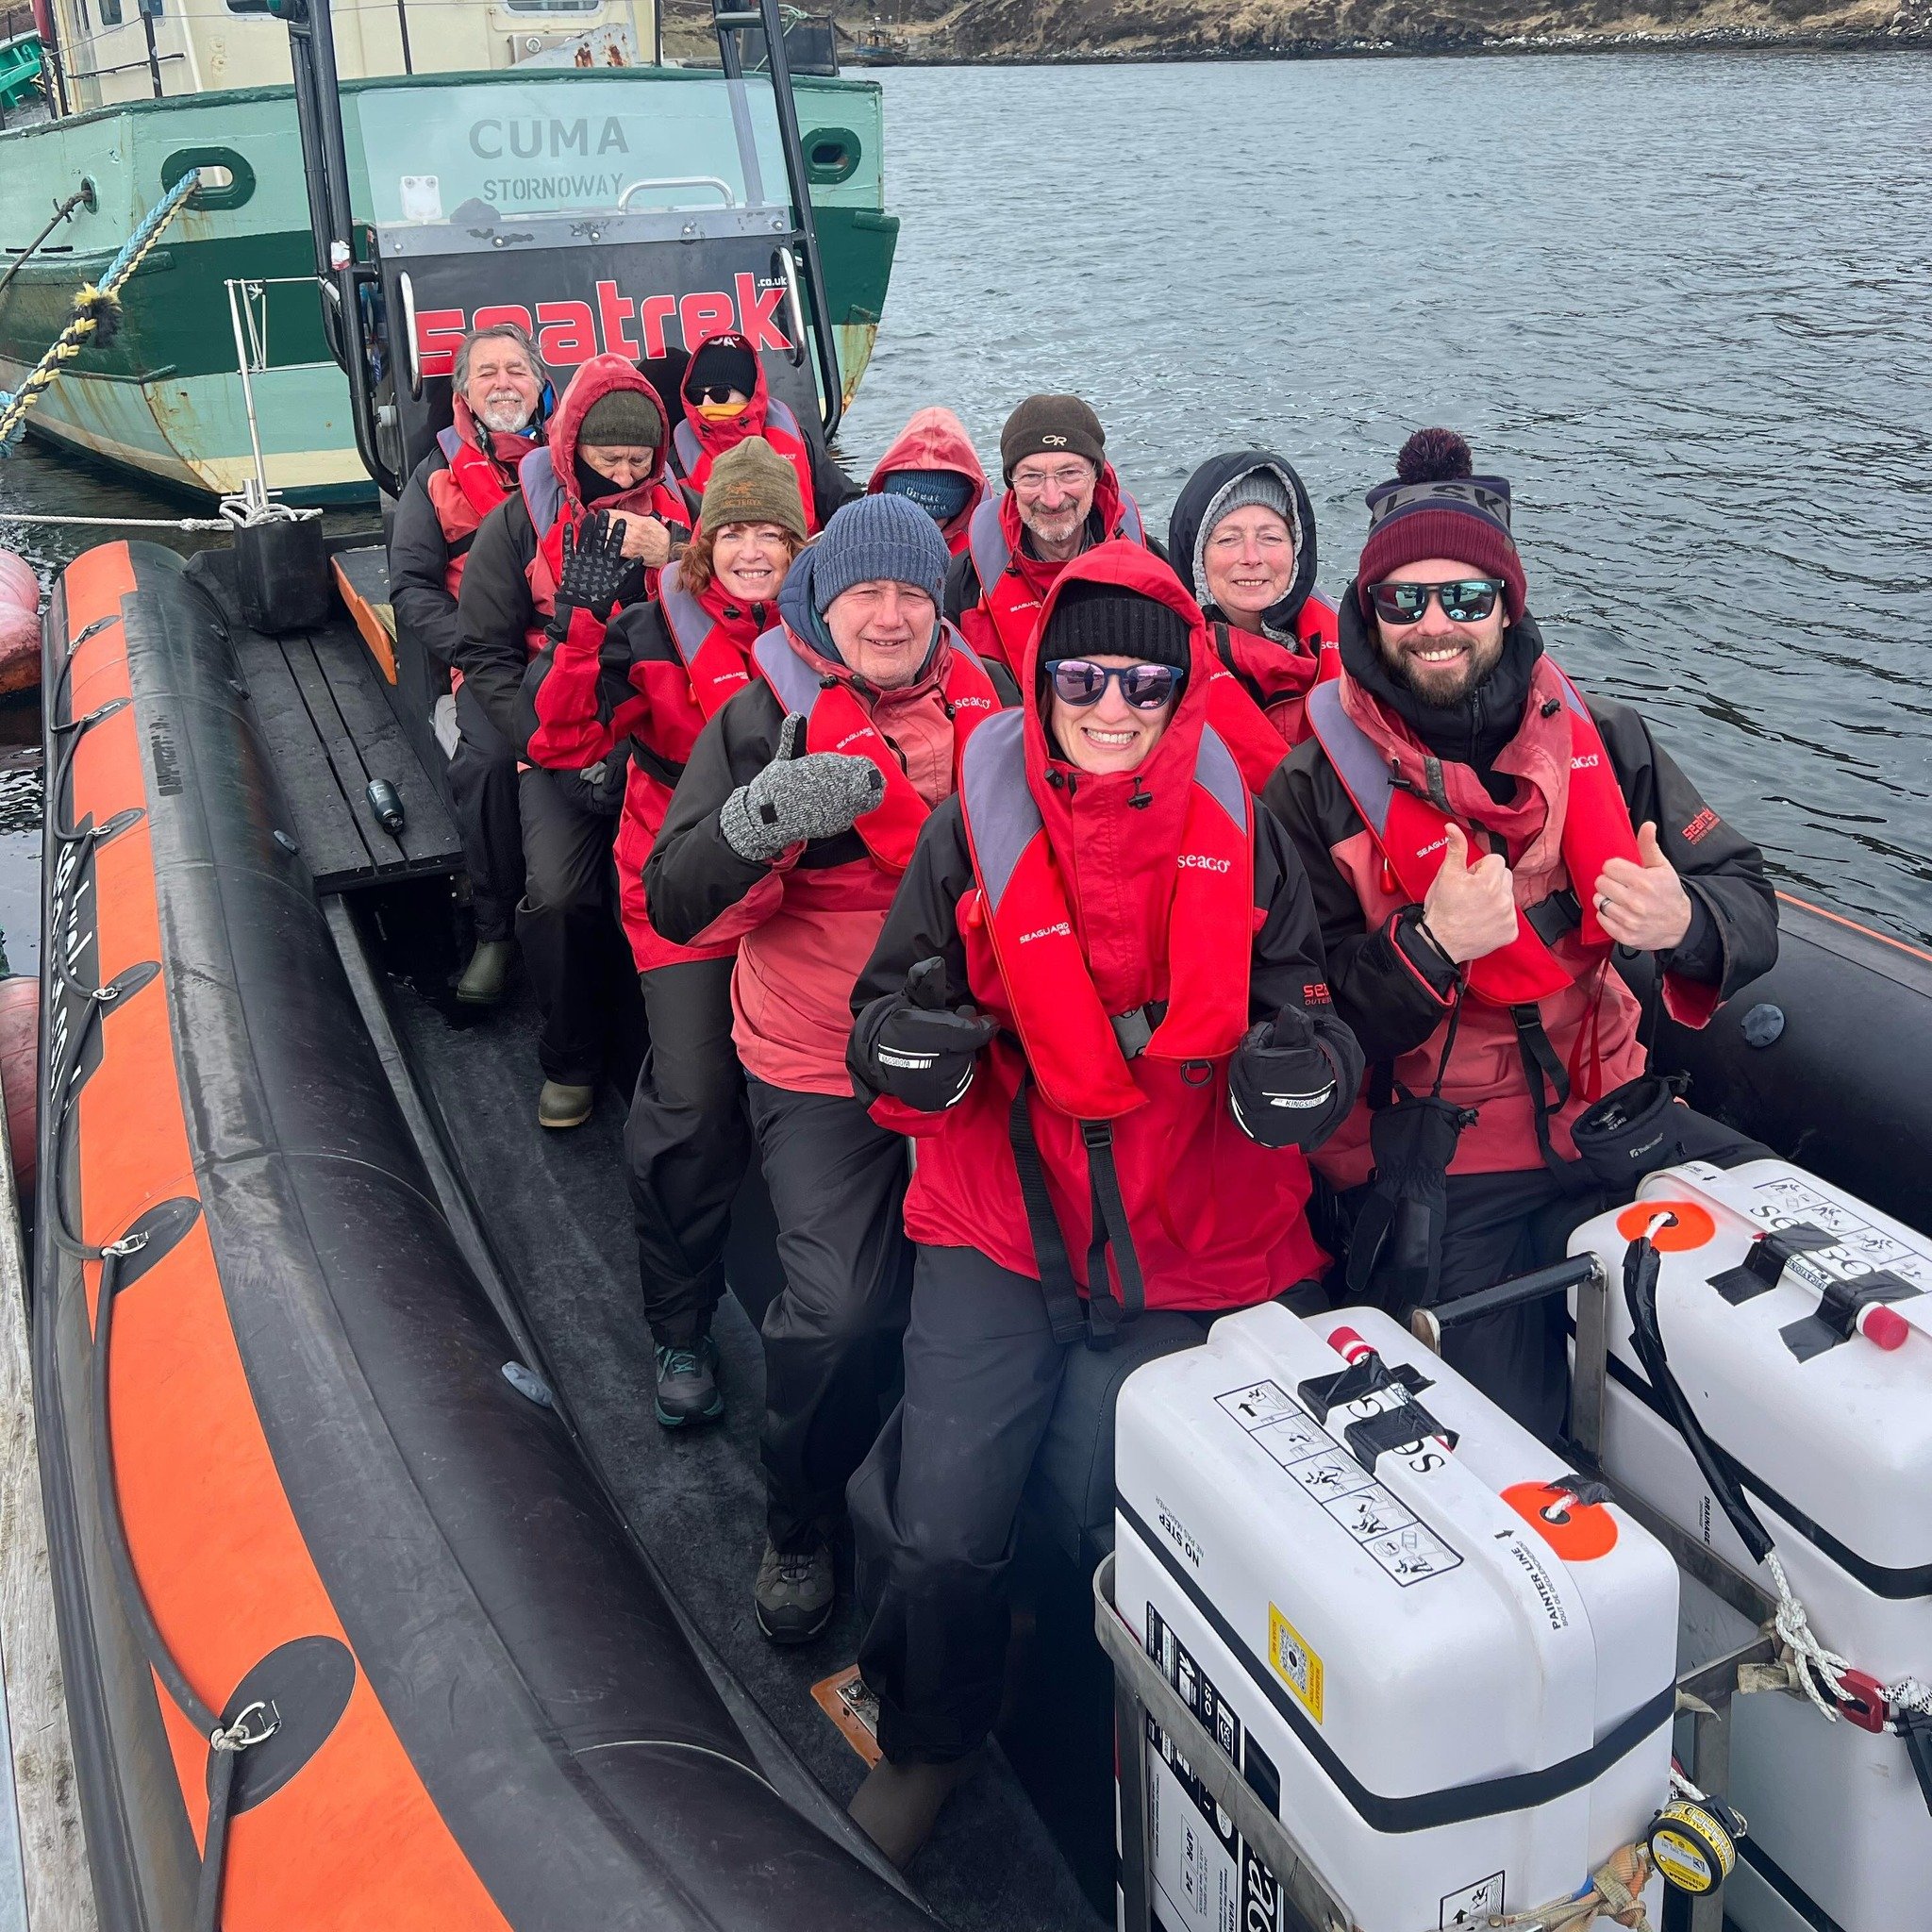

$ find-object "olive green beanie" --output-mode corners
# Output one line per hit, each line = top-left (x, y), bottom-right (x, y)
(699, 435), (808, 541)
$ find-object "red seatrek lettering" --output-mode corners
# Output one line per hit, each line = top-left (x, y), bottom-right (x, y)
(415, 285), (792, 376)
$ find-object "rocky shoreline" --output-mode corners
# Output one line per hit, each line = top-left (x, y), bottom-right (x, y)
(663, 0), (1932, 67)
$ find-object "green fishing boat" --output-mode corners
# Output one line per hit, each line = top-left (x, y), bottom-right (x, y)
(0, 0), (895, 501)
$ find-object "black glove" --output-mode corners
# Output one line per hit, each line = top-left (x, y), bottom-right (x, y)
(1227, 1005), (1341, 1150)
(865, 957), (996, 1112)
(553, 511), (639, 632)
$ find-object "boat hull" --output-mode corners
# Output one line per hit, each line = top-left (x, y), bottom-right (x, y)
(38, 539), (928, 1928)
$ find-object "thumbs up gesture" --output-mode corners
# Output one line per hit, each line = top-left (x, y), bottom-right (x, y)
(1593, 821), (1692, 953)
(1420, 823), (1520, 965)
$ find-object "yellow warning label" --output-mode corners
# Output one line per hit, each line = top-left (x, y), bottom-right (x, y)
(1650, 1826), (1716, 1894)
(1267, 1605), (1324, 1724)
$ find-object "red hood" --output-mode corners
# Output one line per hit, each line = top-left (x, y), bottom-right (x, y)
(546, 353), (672, 512)
(1024, 541), (1218, 796)
(866, 408), (989, 535)
(680, 331), (774, 458)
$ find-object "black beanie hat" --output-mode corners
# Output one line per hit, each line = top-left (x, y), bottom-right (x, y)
(687, 334), (758, 400)
(1000, 393), (1106, 481)
(1041, 580), (1191, 675)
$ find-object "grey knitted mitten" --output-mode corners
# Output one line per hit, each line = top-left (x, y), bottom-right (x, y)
(720, 712), (887, 863)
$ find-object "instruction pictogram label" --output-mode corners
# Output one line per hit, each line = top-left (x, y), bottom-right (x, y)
(1217, 1379), (1463, 1586)
(1440, 1871), (1505, 1926)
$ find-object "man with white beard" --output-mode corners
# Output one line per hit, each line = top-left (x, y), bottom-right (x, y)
(391, 323), (552, 1006)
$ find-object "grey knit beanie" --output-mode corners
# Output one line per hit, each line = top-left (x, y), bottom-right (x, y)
(810, 493), (949, 612)
(1192, 468), (1297, 604)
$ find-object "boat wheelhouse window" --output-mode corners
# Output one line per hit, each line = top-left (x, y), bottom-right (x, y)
(502, 0), (600, 10)
(97, 0), (121, 23)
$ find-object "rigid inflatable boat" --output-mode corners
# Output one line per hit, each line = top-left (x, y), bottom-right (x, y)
(38, 525), (1932, 1932)
(38, 538), (929, 1929)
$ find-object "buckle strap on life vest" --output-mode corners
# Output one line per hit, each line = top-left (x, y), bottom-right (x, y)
(1007, 1075), (1145, 1351)
(1109, 1000), (1168, 1060)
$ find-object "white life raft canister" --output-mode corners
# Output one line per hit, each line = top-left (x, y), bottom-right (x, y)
(1114, 1303), (1676, 1932)
(1568, 1158), (1932, 1932)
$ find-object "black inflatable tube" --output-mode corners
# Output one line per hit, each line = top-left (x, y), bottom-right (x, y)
(40, 542), (932, 1930)
(1657, 895), (1932, 1236)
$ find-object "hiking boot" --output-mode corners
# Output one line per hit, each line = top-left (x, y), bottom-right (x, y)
(538, 1080), (594, 1129)
(455, 938), (514, 1006)
(754, 1539), (835, 1645)
(848, 1754), (980, 1871)
(654, 1337), (724, 1428)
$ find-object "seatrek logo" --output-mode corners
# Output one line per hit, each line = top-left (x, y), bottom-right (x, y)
(414, 275), (791, 377)
(1018, 922), (1073, 944)
(1178, 853), (1231, 873)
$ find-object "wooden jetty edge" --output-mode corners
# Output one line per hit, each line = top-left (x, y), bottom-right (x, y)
(0, 1046), (95, 1931)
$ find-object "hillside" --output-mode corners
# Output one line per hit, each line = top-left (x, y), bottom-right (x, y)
(664, 0), (1927, 63)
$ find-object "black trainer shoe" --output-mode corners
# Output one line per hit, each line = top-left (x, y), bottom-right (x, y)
(754, 1539), (835, 1645)
(653, 1338), (723, 1429)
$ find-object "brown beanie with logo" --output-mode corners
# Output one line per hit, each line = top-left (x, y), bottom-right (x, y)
(698, 435), (808, 541)
(999, 393), (1106, 481)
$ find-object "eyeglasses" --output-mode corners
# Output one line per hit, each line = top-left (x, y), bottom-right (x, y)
(1045, 659), (1183, 710)
(1011, 464), (1094, 498)
(691, 384), (743, 407)
(1368, 579), (1504, 626)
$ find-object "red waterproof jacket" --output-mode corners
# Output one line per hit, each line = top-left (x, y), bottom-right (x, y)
(673, 331), (824, 533)
(865, 408), (989, 555)
(1204, 607), (1341, 791)
(952, 468), (1150, 675)
(521, 558), (769, 973)
(424, 397), (529, 595)
(644, 552), (1002, 1094)
(852, 543), (1357, 1314)
(1264, 600), (1773, 1184)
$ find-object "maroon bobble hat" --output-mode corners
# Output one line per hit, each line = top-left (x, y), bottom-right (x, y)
(1357, 428), (1526, 624)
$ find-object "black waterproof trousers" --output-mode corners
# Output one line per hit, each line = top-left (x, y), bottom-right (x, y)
(515, 766), (618, 1087)
(747, 1076), (914, 1554)
(448, 680), (525, 944)
(849, 1244), (1209, 1766)
(625, 957), (754, 1347)
(1351, 1106), (1770, 1445)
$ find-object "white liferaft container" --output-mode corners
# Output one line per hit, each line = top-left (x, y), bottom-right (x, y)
(1113, 1303), (1676, 1932)
(1568, 1158), (1932, 1932)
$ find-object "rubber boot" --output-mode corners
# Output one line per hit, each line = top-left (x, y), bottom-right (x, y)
(848, 1754), (979, 1871)
(538, 1080), (594, 1130)
(456, 939), (514, 1007)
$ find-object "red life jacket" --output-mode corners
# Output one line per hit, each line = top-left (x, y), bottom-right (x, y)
(657, 561), (759, 721)
(675, 395), (821, 533)
(1204, 604), (1341, 791)
(1306, 668), (1640, 1012)
(962, 475), (1149, 673)
(959, 708), (1253, 1124)
(424, 400), (528, 596)
(518, 446), (692, 653)
(752, 623), (1000, 873)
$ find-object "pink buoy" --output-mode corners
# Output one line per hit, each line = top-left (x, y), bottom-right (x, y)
(0, 550), (40, 697)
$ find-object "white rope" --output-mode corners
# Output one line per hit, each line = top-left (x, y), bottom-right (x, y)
(0, 510), (232, 531)
(1887, 1676), (1932, 1717)
(1766, 1548), (1853, 1719)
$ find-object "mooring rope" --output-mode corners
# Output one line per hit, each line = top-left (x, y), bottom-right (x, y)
(0, 184), (95, 309)
(0, 510), (235, 531)
(0, 168), (202, 454)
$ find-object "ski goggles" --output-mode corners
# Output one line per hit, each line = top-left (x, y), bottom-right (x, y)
(1368, 578), (1505, 626)
(1044, 659), (1183, 710)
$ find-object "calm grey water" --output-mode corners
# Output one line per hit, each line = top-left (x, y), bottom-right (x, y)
(3, 48), (1929, 960)
(839, 50), (1932, 948)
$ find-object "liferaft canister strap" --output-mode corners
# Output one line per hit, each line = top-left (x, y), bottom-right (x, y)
(1116, 1491), (1677, 1835)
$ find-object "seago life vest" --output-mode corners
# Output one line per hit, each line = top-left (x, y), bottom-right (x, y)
(958, 706), (1255, 1336)
(657, 561), (759, 721)
(1306, 670), (1640, 1012)
(752, 624), (1000, 874)
(1204, 609), (1341, 791)
(964, 487), (1149, 672)
(674, 396), (821, 534)
(425, 413), (526, 597)
(518, 445), (692, 652)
